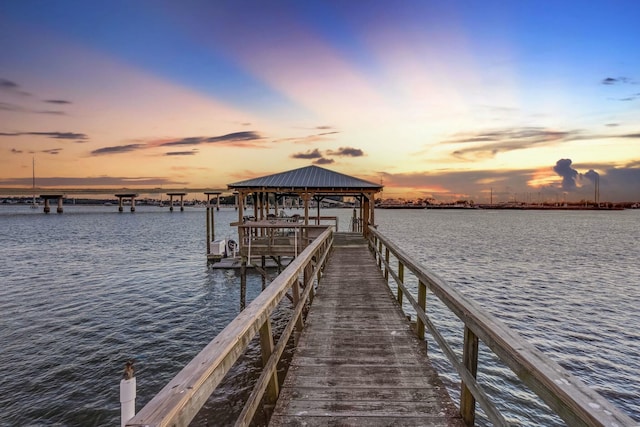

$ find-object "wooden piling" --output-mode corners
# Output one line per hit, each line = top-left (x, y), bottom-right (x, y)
(240, 258), (247, 311)
(115, 193), (138, 213)
(40, 195), (64, 214)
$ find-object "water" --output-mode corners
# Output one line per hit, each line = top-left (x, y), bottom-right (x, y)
(376, 209), (640, 425)
(0, 206), (638, 425)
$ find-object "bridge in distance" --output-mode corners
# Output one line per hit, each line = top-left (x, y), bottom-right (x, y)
(0, 187), (228, 197)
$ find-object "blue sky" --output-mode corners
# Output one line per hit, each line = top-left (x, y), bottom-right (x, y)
(1, 0), (639, 202)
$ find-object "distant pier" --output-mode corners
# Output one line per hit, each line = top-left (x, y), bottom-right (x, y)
(115, 193), (137, 212)
(0, 187), (228, 213)
(40, 194), (64, 213)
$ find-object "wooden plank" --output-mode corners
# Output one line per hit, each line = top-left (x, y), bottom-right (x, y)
(270, 236), (463, 427)
(277, 386), (445, 402)
(272, 399), (457, 418)
(270, 415), (462, 427)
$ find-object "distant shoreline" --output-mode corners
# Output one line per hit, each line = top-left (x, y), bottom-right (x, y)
(379, 204), (635, 210)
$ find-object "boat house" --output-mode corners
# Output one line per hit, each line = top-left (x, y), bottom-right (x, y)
(227, 165), (383, 260)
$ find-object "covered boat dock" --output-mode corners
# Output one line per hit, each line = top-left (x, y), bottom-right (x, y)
(226, 165), (383, 262)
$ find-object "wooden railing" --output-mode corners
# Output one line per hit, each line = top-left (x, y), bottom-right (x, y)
(238, 222), (329, 258)
(126, 228), (334, 427)
(308, 215), (339, 230)
(368, 227), (635, 427)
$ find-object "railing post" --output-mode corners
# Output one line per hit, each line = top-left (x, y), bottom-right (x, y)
(377, 239), (383, 268)
(291, 276), (304, 339)
(259, 319), (279, 405)
(384, 247), (390, 282)
(316, 256), (322, 284)
(461, 325), (479, 426)
(397, 262), (404, 305)
(417, 280), (427, 341)
(304, 263), (314, 304)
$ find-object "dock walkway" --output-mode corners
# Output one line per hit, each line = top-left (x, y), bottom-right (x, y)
(270, 233), (463, 426)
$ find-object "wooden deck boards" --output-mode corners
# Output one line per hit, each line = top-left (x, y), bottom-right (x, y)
(269, 233), (463, 426)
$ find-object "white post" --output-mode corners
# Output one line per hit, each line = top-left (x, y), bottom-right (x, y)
(120, 377), (136, 427)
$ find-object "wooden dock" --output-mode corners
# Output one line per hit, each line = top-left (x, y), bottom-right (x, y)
(270, 233), (464, 426)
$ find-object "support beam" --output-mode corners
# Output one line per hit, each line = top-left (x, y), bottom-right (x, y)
(40, 195), (64, 214)
(115, 194), (138, 213)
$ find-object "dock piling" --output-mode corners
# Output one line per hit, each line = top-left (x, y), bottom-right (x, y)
(204, 191), (220, 260)
(40, 195), (64, 214)
(165, 192), (186, 212)
(115, 194), (137, 213)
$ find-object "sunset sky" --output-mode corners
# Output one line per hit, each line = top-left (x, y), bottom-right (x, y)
(1, 0), (639, 202)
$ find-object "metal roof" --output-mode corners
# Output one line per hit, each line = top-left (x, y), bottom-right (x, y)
(228, 165), (382, 192)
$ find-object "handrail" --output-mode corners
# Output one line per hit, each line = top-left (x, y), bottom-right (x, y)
(126, 228), (334, 427)
(368, 227), (635, 427)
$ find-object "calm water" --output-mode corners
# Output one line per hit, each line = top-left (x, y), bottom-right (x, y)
(0, 206), (638, 426)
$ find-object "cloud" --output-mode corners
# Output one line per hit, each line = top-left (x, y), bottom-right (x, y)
(326, 147), (364, 157)
(0, 80), (71, 113)
(602, 76), (638, 100)
(90, 144), (146, 155)
(621, 133), (640, 138)
(160, 137), (204, 147)
(445, 127), (584, 159)
(313, 157), (334, 165)
(36, 110), (67, 116)
(165, 150), (197, 156)
(0, 102), (67, 115)
(30, 131), (87, 141)
(0, 78), (19, 89)
(0, 102), (28, 112)
(291, 148), (323, 159)
(377, 160), (640, 202)
(91, 131), (263, 157)
(583, 169), (599, 183)
(0, 78), (30, 96)
(158, 131), (262, 148)
(287, 129), (340, 145)
(10, 148), (23, 154)
(41, 148), (62, 155)
(601, 76), (632, 85)
(207, 131), (260, 143)
(553, 159), (579, 191)
(291, 146), (365, 162)
(0, 176), (187, 187)
(379, 168), (535, 201)
(44, 99), (72, 105)
(0, 131), (88, 141)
